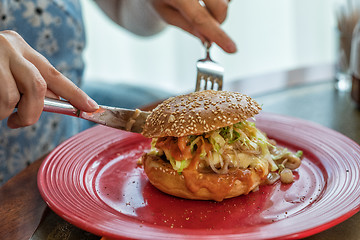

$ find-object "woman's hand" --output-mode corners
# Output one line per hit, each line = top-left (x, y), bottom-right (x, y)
(149, 0), (237, 53)
(0, 30), (98, 128)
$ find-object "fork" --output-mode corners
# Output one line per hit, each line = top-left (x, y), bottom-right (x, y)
(195, 42), (224, 91)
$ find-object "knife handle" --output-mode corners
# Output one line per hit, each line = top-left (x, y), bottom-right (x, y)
(42, 98), (121, 128)
(16, 97), (149, 133)
(43, 97), (79, 117)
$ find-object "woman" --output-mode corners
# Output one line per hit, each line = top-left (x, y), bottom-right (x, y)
(0, 0), (236, 184)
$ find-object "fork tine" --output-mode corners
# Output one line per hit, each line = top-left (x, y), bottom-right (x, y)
(217, 77), (223, 90)
(204, 76), (208, 90)
(196, 72), (203, 91)
(210, 77), (214, 90)
(195, 43), (224, 92)
(195, 75), (223, 92)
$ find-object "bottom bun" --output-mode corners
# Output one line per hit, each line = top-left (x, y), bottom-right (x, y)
(142, 154), (267, 201)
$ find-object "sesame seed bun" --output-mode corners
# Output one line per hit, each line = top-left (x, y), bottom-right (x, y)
(141, 90), (266, 201)
(142, 154), (266, 201)
(142, 90), (262, 138)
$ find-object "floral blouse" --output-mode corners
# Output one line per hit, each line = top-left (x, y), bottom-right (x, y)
(0, 0), (86, 185)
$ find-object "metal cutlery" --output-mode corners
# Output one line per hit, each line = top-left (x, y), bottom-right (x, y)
(42, 97), (150, 134)
(195, 42), (224, 91)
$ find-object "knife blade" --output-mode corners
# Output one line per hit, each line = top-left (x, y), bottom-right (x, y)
(43, 97), (150, 134)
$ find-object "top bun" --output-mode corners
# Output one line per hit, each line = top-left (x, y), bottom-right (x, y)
(142, 90), (262, 138)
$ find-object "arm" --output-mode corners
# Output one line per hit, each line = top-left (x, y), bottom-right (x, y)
(95, 0), (237, 53)
(94, 0), (167, 36)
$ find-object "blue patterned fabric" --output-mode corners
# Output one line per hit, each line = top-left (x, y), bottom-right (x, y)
(0, 0), (86, 185)
(0, 0), (172, 185)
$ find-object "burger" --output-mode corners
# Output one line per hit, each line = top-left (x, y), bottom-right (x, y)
(141, 90), (302, 201)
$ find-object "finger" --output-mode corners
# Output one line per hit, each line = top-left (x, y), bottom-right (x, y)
(0, 30), (98, 112)
(7, 94), (39, 129)
(7, 57), (47, 128)
(0, 67), (20, 121)
(24, 50), (99, 112)
(45, 89), (60, 99)
(0, 32), (21, 120)
(171, 0), (237, 53)
(202, 0), (229, 23)
(152, 3), (206, 40)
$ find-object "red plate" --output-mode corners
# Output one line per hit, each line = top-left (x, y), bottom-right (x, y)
(38, 112), (360, 239)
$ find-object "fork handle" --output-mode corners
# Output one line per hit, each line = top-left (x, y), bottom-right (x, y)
(204, 41), (211, 59)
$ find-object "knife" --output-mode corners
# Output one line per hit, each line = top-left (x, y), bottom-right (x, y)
(41, 97), (150, 134)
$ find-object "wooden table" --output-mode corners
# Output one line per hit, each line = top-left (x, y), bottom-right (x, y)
(0, 156), (46, 240)
(1, 69), (360, 239)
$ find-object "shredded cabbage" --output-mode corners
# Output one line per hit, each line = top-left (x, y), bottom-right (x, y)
(296, 150), (303, 158)
(258, 140), (278, 171)
(190, 136), (202, 152)
(209, 131), (226, 153)
(149, 138), (161, 155)
(158, 145), (191, 173)
(149, 119), (300, 175)
(169, 157), (191, 173)
(219, 125), (241, 143)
